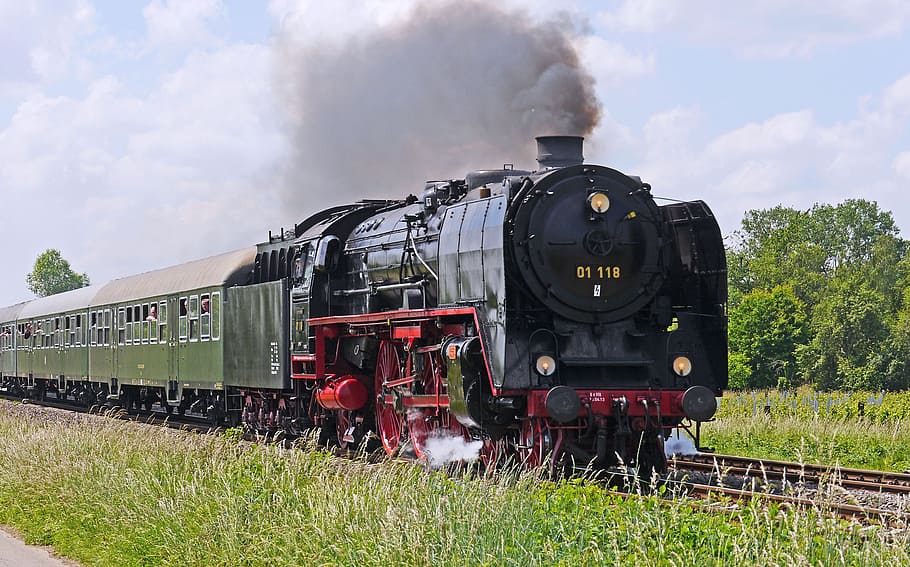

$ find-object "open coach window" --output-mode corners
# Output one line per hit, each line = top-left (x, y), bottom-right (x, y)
(201, 293), (211, 339)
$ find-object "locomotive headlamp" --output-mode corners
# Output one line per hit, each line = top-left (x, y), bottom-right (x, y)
(535, 355), (557, 376)
(588, 192), (610, 214)
(672, 356), (693, 377)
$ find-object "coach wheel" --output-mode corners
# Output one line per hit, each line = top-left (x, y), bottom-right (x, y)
(518, 417), (551, 469)
(375, 340), (404, 455)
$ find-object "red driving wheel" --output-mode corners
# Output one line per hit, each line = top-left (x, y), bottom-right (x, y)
(407, 350), (445, 459)
(375, 340), (404, 455)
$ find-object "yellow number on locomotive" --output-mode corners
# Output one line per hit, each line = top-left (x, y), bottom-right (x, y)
(578, 266), (622, 279)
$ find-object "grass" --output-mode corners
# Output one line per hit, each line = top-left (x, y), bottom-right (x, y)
(0, 400), (908, 566)
(703, 389), (910, 471)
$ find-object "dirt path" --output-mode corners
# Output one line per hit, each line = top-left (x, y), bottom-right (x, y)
(0, 528), (81, 567)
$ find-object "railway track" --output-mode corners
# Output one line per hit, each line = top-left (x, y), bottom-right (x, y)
(675, 481), (910, 523)
(668, 452), (910, 523)
(0, 391), (220, 436)
(670, 452), (910, 495)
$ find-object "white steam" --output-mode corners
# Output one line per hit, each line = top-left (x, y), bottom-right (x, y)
(664, 430), (698, 456)
(423, 433), (484, 467)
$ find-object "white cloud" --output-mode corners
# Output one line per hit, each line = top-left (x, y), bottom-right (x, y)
(598, 0), (910, 58)
(0, 37), (284, 303)
(0, 0), (96, 85)
(895, 151), (910, 180)
(705, 111), (815, 160)
(598, 0), (678, 34)
(643, 106), (701, 151)
(579, 36), (655, 85)
(143, 0), (224, 51)
(625, 71), (910, 235)
(269, 0), (421, 47)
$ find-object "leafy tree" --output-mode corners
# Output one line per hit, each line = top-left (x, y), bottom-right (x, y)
(728, 285), (807, 389)
(26, 249), (90, 297)
(878, 259), (910, 390)
(796, 274), (890, 390)
(728, 199), (906, 391)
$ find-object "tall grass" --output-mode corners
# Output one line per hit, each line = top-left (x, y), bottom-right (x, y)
(0, 400), (908, 566)
(704, 389), (910, 471)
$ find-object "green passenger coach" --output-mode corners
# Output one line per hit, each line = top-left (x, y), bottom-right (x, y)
(0, 247), (288, 424)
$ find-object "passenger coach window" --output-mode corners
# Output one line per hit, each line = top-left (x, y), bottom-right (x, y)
(104, 309), (112, 346)
(189, 295), (199, 341)
(200, 294), (211, 340)
(142, 304), (150, 344)
(134, 305), (142, 345)
(76, 314), (83, 346)
(122, 308), (130, 344)
(158, 301), (168, 343)
(90, 313), (98, 346)
(179, 297), (188, 342)
(211, 292), (221, 341)
(96, 311), (103, 345)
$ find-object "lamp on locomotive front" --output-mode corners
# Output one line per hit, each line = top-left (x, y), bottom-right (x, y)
(535, 354), (557, 377)
(587, 191), (610, 214)
(672, 355), (693, 377)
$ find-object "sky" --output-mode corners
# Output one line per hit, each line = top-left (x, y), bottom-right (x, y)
(3, 0), (910, 305)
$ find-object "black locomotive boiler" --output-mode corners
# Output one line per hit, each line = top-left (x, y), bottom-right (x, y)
(0, 136), (726, 475)
(258, 135), (727, 473)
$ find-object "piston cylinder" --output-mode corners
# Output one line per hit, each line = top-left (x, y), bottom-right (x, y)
(315, 376), (368, 411)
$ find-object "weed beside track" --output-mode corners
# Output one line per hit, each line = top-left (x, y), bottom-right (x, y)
(1, 399), (909, 566)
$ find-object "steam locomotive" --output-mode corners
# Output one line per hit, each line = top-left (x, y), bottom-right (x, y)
(0, 136), (726, 474)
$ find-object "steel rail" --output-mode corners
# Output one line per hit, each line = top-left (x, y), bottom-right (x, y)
(670, 453), (910, 495)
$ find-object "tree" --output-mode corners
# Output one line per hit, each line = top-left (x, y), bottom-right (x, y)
(796, 274), (890, 390)
(728, 285), (807, 389)
(728, 199), (907, 391)
(26, 249), (90, 297)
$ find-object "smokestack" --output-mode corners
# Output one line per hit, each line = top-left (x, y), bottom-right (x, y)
(536, 136), (584, 169)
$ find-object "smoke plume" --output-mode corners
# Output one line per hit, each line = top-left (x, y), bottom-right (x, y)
(274, 0), (601, 210)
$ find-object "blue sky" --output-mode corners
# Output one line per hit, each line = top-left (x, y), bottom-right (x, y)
(3, 0), (910, 304)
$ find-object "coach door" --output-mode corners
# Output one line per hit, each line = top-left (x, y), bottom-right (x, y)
(172, 296), (184, 390)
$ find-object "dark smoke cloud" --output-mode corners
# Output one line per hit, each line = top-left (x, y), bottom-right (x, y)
(275, 1), (601, 209)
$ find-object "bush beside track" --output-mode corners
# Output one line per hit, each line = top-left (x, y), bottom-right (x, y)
(1, 400), (909, 566)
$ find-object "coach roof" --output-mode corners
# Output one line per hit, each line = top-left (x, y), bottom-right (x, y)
(19, 285), (104, 319)
(89, 248), (256, 307)
(0, 301), (32, 324)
